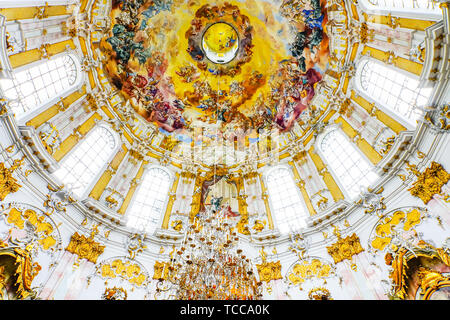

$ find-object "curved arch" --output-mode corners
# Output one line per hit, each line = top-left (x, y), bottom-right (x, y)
(0, 53), (82, 119)
(125, 165), (173, 234)
(264, 165), (307, 234)
(52, 123), (119, 198)
(317, 127), (378, 199)
(354, 57), (432, 127)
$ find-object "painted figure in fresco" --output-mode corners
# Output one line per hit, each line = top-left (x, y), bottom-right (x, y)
(289, 0), (325, 72)
(102, 0), (329, 145)
(210, 196), (223, 213)
(221, 204), (239, 218)
(273, 61), (323, 131)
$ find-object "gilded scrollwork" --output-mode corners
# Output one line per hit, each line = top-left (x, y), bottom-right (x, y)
(0, 158), (25, 201)
(126, 233), (147, 260)
(406, 161), (450, 204)
(256, 247), (282, 283)
(423, 104), (450, 133)
(171, 219), (183, 232)
(384, 241), (450, 300)
(416, 268), (450, 300)
(308, 287), (333, 300)
(379, 136), (395, 156)
(96, 258), (149, 288)
(285, 258), (336, 290)
(326, 232), (364, 265)
(368, 208), (429, 253)
(102, 286), (128, 300)
(252, 219), (266, 233)
(153, 261), (171, 281)
(1, 205), (61, 253)
(0, 244), (41, 300)
(65, 232), (105, 264)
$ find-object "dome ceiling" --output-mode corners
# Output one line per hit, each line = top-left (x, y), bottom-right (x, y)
(100, 0), (330, 162)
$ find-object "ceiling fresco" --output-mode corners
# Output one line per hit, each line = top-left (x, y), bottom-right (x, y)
(100, 0), (329, 150)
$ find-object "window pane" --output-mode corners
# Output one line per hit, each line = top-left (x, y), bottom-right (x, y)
(53, 126), (116, 198)
(320, 129), (378, 198)
(0, 54), (78, 116)
(367, 0), (440, 11)
(359, 60), (431, 124)
(266, 167), (307, 234)
(126, 167), (171, 234)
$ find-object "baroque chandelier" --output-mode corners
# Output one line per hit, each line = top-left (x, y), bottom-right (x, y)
(155, 202), (262, 300)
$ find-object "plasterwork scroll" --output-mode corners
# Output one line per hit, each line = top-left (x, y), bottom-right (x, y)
(326, 232), (364, 265)
(0, 203), (63, 300)
(95, 258), (149, 288)
(406, 161), (450, 204)
(285, 257), (337, 290)
(0, 204), (61, 253)
(65, 232), (105, 264)
(102, 286), (128, 300)
(255, 247), (282, 283)
(0, 244), (41, 300)
(368, 208), (429, 253)
(0, 159), (24, 201)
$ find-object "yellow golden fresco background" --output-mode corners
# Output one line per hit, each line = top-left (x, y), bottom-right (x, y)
(100, 0), (329, 143)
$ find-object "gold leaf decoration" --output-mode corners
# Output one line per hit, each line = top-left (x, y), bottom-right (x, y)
(408, 161), (450, 204)
(153, 261), (171, 281)
(0, 160), (23, 201)
(99, 259), (148, 287)
(3, 207), (58, 252)
(65, 232), (105, 264)
(256, 261), (282, 283)
(286, 259), (332, 287)
(326, 233), (364, 264)
(370, 209), (424, 252)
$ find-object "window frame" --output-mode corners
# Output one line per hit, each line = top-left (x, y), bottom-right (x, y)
(0, 0), (78, 8)
(0, 51), (83, 124)
(52, 122), (120, 200)
(315, 125), (379, 200)
(357, 0), (442, 21)
(263, 164), (308, 234)
(353, 57), (432, 130)
(125, 165), (174, 235)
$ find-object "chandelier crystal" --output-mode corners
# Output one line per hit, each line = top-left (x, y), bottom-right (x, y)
(155, 203), (262, 300)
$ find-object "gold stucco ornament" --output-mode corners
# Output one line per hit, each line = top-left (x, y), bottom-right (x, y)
(256, 248), (282, 283)
(326, 233), (364, 264)
(286, 259), (333, 288)
(407, 161), (450, 204)
(65, 232), (105, 264)
(0, 159), (24, 201)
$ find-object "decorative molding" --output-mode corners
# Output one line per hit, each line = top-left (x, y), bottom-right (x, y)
(65, 232), (105, 263)
(407, 161), (450, 204)
(326, 232), (364, 265)
(256, 248), (282, 283)
(96, 258), (149, 287)
(286, 258), (336, 289)
(0, 158), (24, 201)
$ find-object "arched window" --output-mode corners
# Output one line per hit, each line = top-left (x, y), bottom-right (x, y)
(358, 59), (432, 125)
(319, 128), (378, 199)
(366, 0), (439, 11)
(0, 54), (79, 117)
(53, 125), (117, 198)
(0, 0), (78, 8)
(266, 166), (307, 234)
(359, 0), (441, 18)
(126, 167), (171, 233)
